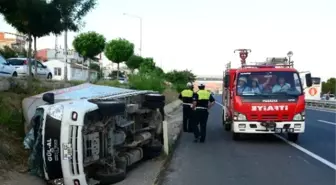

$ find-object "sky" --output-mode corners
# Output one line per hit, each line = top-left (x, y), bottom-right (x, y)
(0, 0), (335, 81)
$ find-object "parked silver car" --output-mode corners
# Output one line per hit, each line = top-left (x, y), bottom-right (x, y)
(0, 55), (18, 77)
(6, 57), (53, 79)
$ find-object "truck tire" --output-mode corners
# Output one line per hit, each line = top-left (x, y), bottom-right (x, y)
(93, 168), (126, 185)
(143, 101), (165, 109)
(287, 133), (299, 143)
(143, 140), (163, 160)
(232, 133), (241, 141)
(145, 93), (165, 102)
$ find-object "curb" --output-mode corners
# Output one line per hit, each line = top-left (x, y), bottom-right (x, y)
(164, 100), (182, 115)
(153, 104), (183, 185)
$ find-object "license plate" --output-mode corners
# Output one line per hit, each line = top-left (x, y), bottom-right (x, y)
(62, 143), (72, 160)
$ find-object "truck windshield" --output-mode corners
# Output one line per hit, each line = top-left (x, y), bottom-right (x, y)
(236, 71), (303, 97)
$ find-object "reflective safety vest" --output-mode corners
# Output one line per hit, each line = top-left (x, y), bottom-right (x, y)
(181, 89), (194, 98)
(197, 90), (211, 100)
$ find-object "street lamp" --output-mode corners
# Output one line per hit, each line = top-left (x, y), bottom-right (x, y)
(123, 13), (142, 56)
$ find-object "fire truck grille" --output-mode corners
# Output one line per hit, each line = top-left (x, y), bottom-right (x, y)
(69, 125), (80, 175)
(250, 114), (290, 121)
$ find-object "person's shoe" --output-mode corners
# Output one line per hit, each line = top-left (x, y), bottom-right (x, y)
(193, 137), (199, 143)
(200, 140), (205, 143)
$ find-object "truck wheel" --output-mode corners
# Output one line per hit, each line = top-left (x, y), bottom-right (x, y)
(94, 168), (126, 185)
(224, 123), (231, 131)
(143, 140), (163, 160)
(287, 133), (299, 143)
(143, 101), (165, 109)
(145, 93), (165, 102)
(232, 133), (241, 141)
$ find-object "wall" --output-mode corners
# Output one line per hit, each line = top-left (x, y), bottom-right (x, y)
(43, 60), (98, 81)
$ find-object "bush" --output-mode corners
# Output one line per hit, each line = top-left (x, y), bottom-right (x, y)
(94, 80), (128, 88)
(128, 72), (165, 93)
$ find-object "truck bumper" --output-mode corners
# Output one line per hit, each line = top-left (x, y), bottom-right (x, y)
(232, 121), (305, 134)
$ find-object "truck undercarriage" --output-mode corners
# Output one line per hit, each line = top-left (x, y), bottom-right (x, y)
(24, 85), (168, 185)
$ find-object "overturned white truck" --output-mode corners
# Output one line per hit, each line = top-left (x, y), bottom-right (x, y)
(23, 83), (167, 185)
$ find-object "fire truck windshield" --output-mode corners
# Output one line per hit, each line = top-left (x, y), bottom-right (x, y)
(236, 71), (303, 97)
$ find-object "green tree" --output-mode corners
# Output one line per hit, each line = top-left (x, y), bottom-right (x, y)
(104, 38), (134, 80)
(322, 78), (336, 94)
(138, 57), (156, 73)
(125, 55), (144, 73)
(0, 46), (17, 58)
(73, 31), (105, 81)
(165, 69), (196, 84)
(51, 0), (97, 81)
(0, 0), (63, 83)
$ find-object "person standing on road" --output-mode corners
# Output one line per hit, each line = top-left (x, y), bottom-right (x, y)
(178, 82), (195, 133)
(192, 83), (215, 143)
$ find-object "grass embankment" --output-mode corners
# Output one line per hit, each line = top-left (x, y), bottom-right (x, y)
(0, 78), (178, 176)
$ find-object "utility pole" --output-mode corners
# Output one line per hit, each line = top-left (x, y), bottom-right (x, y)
(64, 30), (68, 81)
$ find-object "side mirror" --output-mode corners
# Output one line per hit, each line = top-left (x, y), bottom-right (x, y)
(42, 93), (55, 104)
(224, 74), (230, 88)
(305, 73), (313, 87)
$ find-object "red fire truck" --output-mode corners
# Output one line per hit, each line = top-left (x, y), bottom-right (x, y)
(222, 49), (312, 142)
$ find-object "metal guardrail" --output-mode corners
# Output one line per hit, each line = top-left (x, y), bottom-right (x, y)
(306, 100), (336, 109)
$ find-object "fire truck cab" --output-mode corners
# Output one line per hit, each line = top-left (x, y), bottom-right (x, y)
(222, 50), (313, 142)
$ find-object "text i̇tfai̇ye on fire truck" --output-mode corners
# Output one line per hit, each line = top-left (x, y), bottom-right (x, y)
(222, 49), (313, 142)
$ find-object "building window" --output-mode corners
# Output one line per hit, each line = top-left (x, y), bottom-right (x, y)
(54, 67), (62, 76)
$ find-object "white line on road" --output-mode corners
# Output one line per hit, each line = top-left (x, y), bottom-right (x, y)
(215, 101), (336, 171)
(215, 101), (223, 107)
(318, 120), (336, 126)
(275, 134), (336, 171)
(306, 107), (336, 114)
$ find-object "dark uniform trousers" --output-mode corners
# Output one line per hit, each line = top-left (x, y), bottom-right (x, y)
(183, 105), (193, 132)
(193, 89), (212, 142)
(193, 109), (209, 142)
(180, 89), (194, 132)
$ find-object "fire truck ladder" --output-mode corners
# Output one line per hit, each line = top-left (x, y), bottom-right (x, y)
(241, 57), (294, 68)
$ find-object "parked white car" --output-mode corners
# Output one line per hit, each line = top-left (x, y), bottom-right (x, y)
(7, 57), (53, 79)
(0, 55), (18, 77)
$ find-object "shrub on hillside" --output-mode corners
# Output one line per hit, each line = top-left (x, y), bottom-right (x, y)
(128, 72), (165, 93)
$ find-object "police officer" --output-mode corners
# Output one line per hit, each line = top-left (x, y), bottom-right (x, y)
(192, 83), (215, 143)
(178, 82), (195, 133)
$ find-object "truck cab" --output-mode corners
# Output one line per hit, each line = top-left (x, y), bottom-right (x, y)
(222, 56), (312, 142)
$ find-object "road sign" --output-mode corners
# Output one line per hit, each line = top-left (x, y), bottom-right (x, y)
(308, 87), (317, 96)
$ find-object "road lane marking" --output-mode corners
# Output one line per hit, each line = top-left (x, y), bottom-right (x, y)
(306, 107), (336, 114)
(318, 120), (336, 126)
(275, 134), (336, 170)
(215, 101), (336, 170)
(215, 101), (223, 107)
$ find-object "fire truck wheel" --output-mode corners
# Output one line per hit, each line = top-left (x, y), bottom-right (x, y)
(232, 133), (241, 141)
(224, 124), (231, 131)
(287, 133), (299, 142)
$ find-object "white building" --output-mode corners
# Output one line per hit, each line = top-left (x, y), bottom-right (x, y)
(43, 59), (98, 81)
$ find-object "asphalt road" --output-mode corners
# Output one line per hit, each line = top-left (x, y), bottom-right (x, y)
(161, 95), (336, 185)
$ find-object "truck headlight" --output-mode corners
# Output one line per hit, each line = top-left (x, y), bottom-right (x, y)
(48, 104), (64, 120)
(234, 112), (246, 121)
(293, 111), (304, 121)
